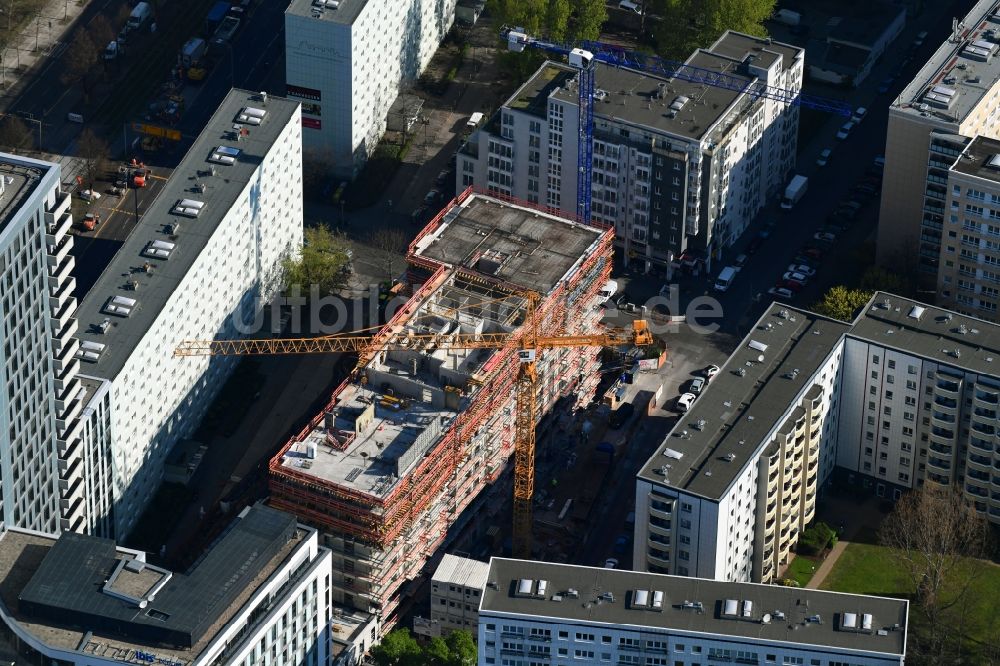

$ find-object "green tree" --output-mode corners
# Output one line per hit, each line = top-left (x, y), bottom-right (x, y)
(571, 0), (607, 41)
(281, 226), (351, 295)
(545, 0), (571, 41)
(424, 637), (451, 665)
(370, 629), (422, 666)
(444, 630), (477, 666)
(811, 285), (872, 322)
(490, 0), (546, 35)
(650, 0), (776, 59)
(859, 266), (911, 297)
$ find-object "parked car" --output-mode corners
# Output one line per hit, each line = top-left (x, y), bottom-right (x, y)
(424, 189), (440, 204)
(704, 364), (721, 380)
(733, 253), (748, 268)
(801, 246), (824, 260)
(787, 264), (816, 277)
(746, 237), (764, 254)
(604, 558), (619, 569)
(597, 280), (618, 304)
(609, 402), (635, 429)
(435, 169), (450, 187)
(768, 287), (795, 299)
(813, 231), (837, 243)
(816, 148), (832, 167)
(783, 271), (809, 285)
(793, 253), (819, 267)
(851, 107), (868, 124)
(836, 121), (855, 140)
(878, 77), (895, 94)
(688, 376), (706, 395)
(776, 279), (803, 293)
(78, 189), (101, 202)
(914, 30), (928, 47)
(411, 205), (429, 225)
(677, 392), (696, 412)
(614, 535), (630, 554)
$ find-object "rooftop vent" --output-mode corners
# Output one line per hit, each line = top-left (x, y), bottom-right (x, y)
(723, 599), (739, 617)
(237, 106), (267, 125)
(76, 340), (106, 363)
(631, 589), (650, 608)
(669, 95), (690, 112)
(172, 198), (205, 218)
(681, 600), (703, 612)
(839, 612), (874, 632)
(143, 240), (176, 260)
(208, 145), (241, 165)
(748, 339), (768, 353)
(104, 295), (137, 317)
(987, 154), (1000, 170)
(908, 305), (926, 320)
(566, 588), (579, 598)
(651, 590), (663, 610)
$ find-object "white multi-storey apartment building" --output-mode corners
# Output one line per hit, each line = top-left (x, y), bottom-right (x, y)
(0, 504), (333, 666)
(0, 155), (77, 534)
(64, 89), (303, 539)
(478, 558), (909, 666)
(877, 0), (1000, 289)
(285, 0), (457, 177)
(635, 291), (1000, 584)
(459, 31), (802, 275)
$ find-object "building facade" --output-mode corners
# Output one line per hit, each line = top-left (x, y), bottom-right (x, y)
(285, 0), (457, 178)
(478, 558), (908, 666)
(428, 554), (489, 635)
(64, 90), (303, 539)
(458, 31), (802, 275)
(877, 0), (1000, 288)
(267, 191), (612, 630)
(635, 292), (1000, 586)
(0, 505), (332, 666)
(0, 155), (77, 534)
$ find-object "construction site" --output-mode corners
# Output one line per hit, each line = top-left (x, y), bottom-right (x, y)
(265, 189), (615, 627)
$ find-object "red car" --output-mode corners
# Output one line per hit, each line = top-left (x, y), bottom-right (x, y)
(776, 279), (803, 293)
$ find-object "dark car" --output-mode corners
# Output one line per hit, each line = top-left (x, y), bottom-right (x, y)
(747, 237), (764, 254)
(776, 279), (804, 293)
(801, 247), (823, 260)
(411, 205), (429, 225)
(609, 402), (635, 429)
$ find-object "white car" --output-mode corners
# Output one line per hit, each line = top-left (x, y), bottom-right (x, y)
(787, 264), (816, 277)
(836, 121), (855, 140)
(783, 271), (808, 285)
(704, 364), (721, 381)
(816, 148), (832, 167)
(78, 189), (101, 202)
(813, 231), (837, 243)
(677, 392), (696, 413)
(768, 287), (795, 299)
(597, 279), (618, 304)
(604, 558), (619, 569)
(851, 107), (867, 124)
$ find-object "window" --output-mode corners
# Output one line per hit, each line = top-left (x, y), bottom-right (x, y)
(575, 633), (594, 642)
(873, 355), (880, 365)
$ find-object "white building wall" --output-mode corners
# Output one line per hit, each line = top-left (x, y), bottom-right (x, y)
(477, 612), (905, 666)
(94, 113), (302, 538)
(286, 0), (457, 178)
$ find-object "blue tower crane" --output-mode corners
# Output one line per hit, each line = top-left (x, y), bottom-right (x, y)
(502, 28), (852, 225)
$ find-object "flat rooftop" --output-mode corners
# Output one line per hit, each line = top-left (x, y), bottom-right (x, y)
(286, 0), (365, 23)
(0, 159), (46, 239)
(848, 292), (1000, 377)
(413, 194), (603, 293)
(507, 63), (577, 119)
(550, 53), (746, 142)
(826, 3), (905, 49)
(0, 506), (305, 663)
(280, 380), (460, 499)
(951, 134), (1000, 182)
(72, 89), (299, 380)
(482, 559), (908, 657)
(895, 0), (1000, 123)
(433, 554), (490, 589)
(638, 304), (850, 498)
(708, 30), (803, 71)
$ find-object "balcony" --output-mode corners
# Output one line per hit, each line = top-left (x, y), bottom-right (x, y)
(48, 253), (74, 288)
(54, 359), (79, 393)
(45, 209), (72, 245)
(50, 276), (76, 312)
(53, 338), (80, 376)
(927, 456), (952, 472)
(59, 455), (83, 490)
(646, 550), (671, 568)
(975, 388), (1000, 405)
(47, 235), (72, 268)
(54, 377), (81, 413)
(59, 494), (85, 531)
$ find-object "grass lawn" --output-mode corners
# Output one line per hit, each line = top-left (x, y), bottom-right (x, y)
(821, 539), (1000, 653)
(784, 555), (819, 587)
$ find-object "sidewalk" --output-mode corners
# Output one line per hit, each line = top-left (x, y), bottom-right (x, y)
(0, 0), (93, 112)
(806, 538), (849, 589)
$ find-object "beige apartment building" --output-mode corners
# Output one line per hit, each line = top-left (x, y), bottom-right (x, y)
(877, 0), (1000, 288)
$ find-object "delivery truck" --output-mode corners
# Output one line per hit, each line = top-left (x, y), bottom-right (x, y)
(126, 2), (153, 30)
(780, 174), (808, 210)
(181, 37), (207, 66)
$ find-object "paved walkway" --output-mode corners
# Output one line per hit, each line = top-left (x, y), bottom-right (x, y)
(806, 538), (849, 589)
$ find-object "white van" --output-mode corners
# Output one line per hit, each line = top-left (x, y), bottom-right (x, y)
(714, 266), (737, 292)
(618, 0), (641, 13)
(66, 112), (84, 124)
(466, 112), (484, 131)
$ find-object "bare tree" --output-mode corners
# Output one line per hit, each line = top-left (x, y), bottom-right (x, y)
(368, 228), (408, 284)
(87, 15), (115, 49)
(0, 116), (31, 152)
(879, 485), (990, 659)
(61, 32), (98, 98)
(77, 128), (110, 191)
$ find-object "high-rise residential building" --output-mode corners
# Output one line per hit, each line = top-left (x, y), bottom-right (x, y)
(478, 558), (909, 666)
(285, 0), (457, 178)
(876, 0), (1000, 287)
(634, 291), (1000, 585)
(458, 31), (802, 275)
(935, 135), (1000, 319)
(0, 154), (77, 534)
(267, 190), (612, 630)
(0, 504), (333, 666)
(63, 90), (303, 539)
